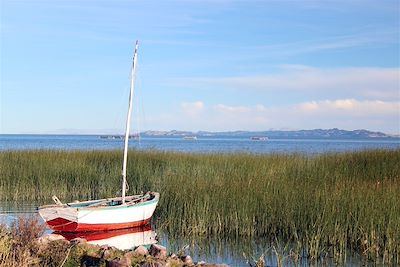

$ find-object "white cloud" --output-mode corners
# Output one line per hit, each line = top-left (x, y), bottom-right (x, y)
(331, 99), (355, 110)
(299, 101), (319, 111)
(297, 99), (399, 116)
(255, 104), (267, 112)
(214, 104), (250, 113)
(181, 101), (204, 116)
(172, 66), (400, 101)
(145, 99), (400, 134)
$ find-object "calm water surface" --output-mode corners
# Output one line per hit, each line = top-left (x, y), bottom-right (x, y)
(1, 134), (399, 154)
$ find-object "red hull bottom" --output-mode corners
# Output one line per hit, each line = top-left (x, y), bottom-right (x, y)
(46, 217), (151, 232)
(58, 225), (152, 241)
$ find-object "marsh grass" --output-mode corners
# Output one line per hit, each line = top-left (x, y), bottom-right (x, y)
(1, 149), (399, 264)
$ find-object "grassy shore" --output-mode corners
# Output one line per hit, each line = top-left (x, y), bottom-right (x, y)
(0, 216), (215, 267)
(1, 149), (399, 264)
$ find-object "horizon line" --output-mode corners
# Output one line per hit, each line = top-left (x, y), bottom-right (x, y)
(1, 127), (399, 137)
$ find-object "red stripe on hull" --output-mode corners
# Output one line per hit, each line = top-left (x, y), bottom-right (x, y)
(46, 217), (151, 232)
(46, 218), (78, 232)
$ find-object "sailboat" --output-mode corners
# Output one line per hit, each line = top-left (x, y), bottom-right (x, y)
(38, 41), (160, 232)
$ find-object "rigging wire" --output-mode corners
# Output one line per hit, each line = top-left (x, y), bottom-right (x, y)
(135, 65), (144, 148)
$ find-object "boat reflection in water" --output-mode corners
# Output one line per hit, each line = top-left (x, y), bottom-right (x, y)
(57, 225), (157, 250)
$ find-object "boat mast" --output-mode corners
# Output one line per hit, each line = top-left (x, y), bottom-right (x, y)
(122, 40), (139, 204)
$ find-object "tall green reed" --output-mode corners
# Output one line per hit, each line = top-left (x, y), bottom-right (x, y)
(0, 149), (399, 264)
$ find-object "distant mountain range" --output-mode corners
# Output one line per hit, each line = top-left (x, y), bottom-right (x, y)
(141, 128), (399, 139)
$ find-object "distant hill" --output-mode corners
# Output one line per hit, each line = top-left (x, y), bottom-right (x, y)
(141, 128), (398, 139)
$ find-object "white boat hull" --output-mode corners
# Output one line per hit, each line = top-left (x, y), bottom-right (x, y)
(58, 225), (157, 250)
(38, 193), (159, 232)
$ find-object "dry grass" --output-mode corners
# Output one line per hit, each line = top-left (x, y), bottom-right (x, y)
(0, 216), (46, 266)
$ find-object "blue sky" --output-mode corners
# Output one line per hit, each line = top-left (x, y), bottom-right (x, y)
(1, 0), (399, 134)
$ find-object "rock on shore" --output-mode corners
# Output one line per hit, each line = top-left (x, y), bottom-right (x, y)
(37, 234), (230, 267)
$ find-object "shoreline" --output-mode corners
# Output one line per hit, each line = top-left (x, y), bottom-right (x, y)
(0, 217), (230, 267)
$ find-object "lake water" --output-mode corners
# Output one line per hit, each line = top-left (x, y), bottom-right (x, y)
(1, 134), (398, 266)
(1, 134), (399, 154)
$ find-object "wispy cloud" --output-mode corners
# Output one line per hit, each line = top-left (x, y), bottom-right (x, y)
(144, 99), (400, 134)
(298, 99), (399, 115)
(172, 66), (400, 101)
(212, 99), (399, 118)
(247, 31), (397, 58)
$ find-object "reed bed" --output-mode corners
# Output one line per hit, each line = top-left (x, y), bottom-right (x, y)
(1, 149), (399, 264)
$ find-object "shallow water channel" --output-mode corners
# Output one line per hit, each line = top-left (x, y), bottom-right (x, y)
(0, 201), (376, 266)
